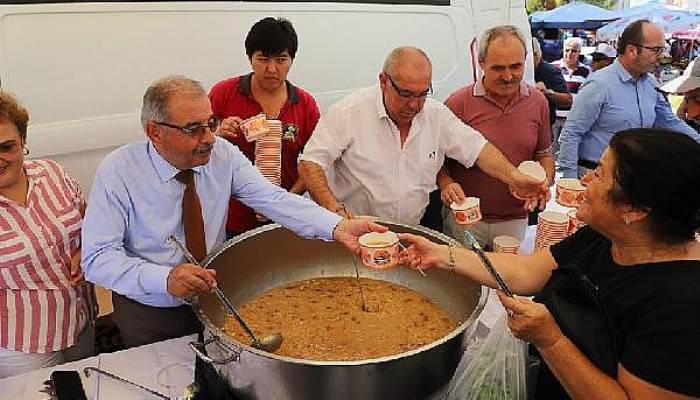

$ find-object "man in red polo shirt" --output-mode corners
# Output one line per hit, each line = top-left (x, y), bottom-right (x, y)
(210, 17), (320, 238)
(439, 25), (554, 249)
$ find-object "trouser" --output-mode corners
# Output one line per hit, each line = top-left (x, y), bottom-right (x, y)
(111, 293), (201, 349)
(0, 324), (95, 379)
(442, 204), (527, 250)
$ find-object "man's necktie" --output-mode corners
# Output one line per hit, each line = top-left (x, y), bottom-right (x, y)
(175, 169), (206, 262)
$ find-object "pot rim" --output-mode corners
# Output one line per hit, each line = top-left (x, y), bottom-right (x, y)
(193, 220), (489, 366)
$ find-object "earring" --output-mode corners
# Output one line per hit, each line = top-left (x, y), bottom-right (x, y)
(623, 216), (631, 225)
(22, 147), (29, 156)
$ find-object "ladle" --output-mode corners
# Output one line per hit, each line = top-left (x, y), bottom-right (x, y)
(351, 254), (369, 312)
(168, 235), (283, 352)
(83, 366), (200, 400)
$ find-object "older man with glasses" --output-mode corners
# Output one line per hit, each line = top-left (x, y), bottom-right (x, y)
(298, 46), (549, 226)
(558, 19), (700, 179)
(81, 75), (386, 348)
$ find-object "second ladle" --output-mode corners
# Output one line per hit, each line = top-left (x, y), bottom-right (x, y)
(168, 235), (283, 353)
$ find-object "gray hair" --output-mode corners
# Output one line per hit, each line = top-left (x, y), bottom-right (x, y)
(532, 38), (542, 59)
(382, 46), (432, 77)
(564, 37), (583, 51)
(478, 25), (528, 62)
(141, 75), (207, 129)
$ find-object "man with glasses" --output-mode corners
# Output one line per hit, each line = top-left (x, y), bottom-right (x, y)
(438, 26), (555, 248)
(81, 76), (385, 347)
(298, 46), (548, 226)
(558, 20), (700, 179)
(209, 17), (320, 239)
(552, 37), (590, 94)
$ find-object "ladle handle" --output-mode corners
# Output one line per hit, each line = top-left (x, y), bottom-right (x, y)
(168, 235), (263, 347)
(463, 231), (514, 297)
(83, 367), (170, 400)
(213, 287), (261, 346)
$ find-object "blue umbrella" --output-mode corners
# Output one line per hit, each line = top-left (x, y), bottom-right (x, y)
(531, 1), (619, 29)
(597, 4), (700, 41)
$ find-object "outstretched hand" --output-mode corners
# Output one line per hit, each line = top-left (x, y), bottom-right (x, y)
(510, 175), (550, 211)
(396, 233), (445, 272)
(333, 218), (388, 254)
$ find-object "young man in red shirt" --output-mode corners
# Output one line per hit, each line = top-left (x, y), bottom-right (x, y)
(210, 17), (320, 238)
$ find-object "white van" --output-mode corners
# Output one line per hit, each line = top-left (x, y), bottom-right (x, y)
(0, 0), (532, 192)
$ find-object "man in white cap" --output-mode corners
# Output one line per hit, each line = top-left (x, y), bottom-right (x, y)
(590, 42), (616, 72)
(661, 58), (700, 130)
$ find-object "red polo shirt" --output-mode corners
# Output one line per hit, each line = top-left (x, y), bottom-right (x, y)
(209, 73), (320, 234)
(445, 80), (551, 222)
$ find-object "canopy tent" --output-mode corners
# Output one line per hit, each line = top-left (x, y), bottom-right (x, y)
(597, 3), (700, 41)
(530, 1), (618, 29)
(672, 27), (700, 40)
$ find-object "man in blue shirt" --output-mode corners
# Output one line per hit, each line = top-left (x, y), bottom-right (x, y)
(557, 20), (700, 178)
(82, 75), (384, 347)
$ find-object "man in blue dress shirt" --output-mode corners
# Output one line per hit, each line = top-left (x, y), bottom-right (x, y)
(82, 75), (384, 347)
(557, 20), (700, 179)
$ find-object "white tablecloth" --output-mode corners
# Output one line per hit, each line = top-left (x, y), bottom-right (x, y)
(0, 334), (197, 400)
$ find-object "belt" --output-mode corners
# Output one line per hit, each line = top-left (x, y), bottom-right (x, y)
(577, 159), (598, 170)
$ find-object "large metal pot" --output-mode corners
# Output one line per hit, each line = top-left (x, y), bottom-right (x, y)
(190, 221), (487, 400)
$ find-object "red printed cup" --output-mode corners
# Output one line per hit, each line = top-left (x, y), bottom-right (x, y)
(556, 178), (586, 208)
(240, 113), (269, 142)
(358, 232), (401, 269)
(450, 197), (481, 225)
(493, 235), (520, 254)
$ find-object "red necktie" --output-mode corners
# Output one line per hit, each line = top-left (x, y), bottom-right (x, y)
(175, 169), (206, 262)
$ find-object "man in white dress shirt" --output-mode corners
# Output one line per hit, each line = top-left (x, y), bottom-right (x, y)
(298, 46), (548, 226)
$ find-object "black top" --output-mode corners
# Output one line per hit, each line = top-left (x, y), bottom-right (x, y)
(534, 61), (569, 125)
(541, 226), (700, 397)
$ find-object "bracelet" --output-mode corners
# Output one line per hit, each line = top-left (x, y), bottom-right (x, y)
(447, 243), (456, 274)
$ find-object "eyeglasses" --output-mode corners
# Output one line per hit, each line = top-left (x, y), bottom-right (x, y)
(564, 48), (580, 53)
(633, 44), (665, 55)
(386, 74), (432, 100)
(155, 116), (221, 136)
(252, 55), (292, 65)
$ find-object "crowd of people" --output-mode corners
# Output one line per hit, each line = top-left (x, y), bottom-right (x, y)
(0, 15), (698, 400)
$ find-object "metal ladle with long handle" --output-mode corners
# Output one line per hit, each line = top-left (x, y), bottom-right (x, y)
(168, 235), (282, 352)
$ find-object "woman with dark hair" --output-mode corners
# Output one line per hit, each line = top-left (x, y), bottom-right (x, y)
(399, 128), (700, 399)
(0, 92), (96, 378)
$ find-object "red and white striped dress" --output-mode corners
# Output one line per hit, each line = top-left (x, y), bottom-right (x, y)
(0, 159), (97, 353)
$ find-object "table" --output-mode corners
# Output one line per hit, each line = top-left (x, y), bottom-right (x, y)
(0, 334), (197, 400)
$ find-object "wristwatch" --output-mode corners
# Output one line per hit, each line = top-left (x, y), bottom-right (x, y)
(545, 89), (555, 98)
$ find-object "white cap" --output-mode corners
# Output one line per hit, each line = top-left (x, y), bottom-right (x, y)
(660, 58), (700, 94)
(591, 42), (616, 59)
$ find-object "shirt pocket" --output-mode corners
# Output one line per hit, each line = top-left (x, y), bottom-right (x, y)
(419, 149), (441, 188)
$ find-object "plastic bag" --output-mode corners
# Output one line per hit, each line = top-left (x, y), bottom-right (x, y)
(445, 311), (528, 400)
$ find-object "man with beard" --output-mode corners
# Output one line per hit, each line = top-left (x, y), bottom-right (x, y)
(298, 46), (549, 226)
(557, 20), (700, 179)
(82, 76), (385, 347)
(210, 17), (320, 239)
(438, 26), (555, 248)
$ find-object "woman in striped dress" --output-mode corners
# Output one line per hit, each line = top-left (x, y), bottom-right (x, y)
(0, 92), (97, 378)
